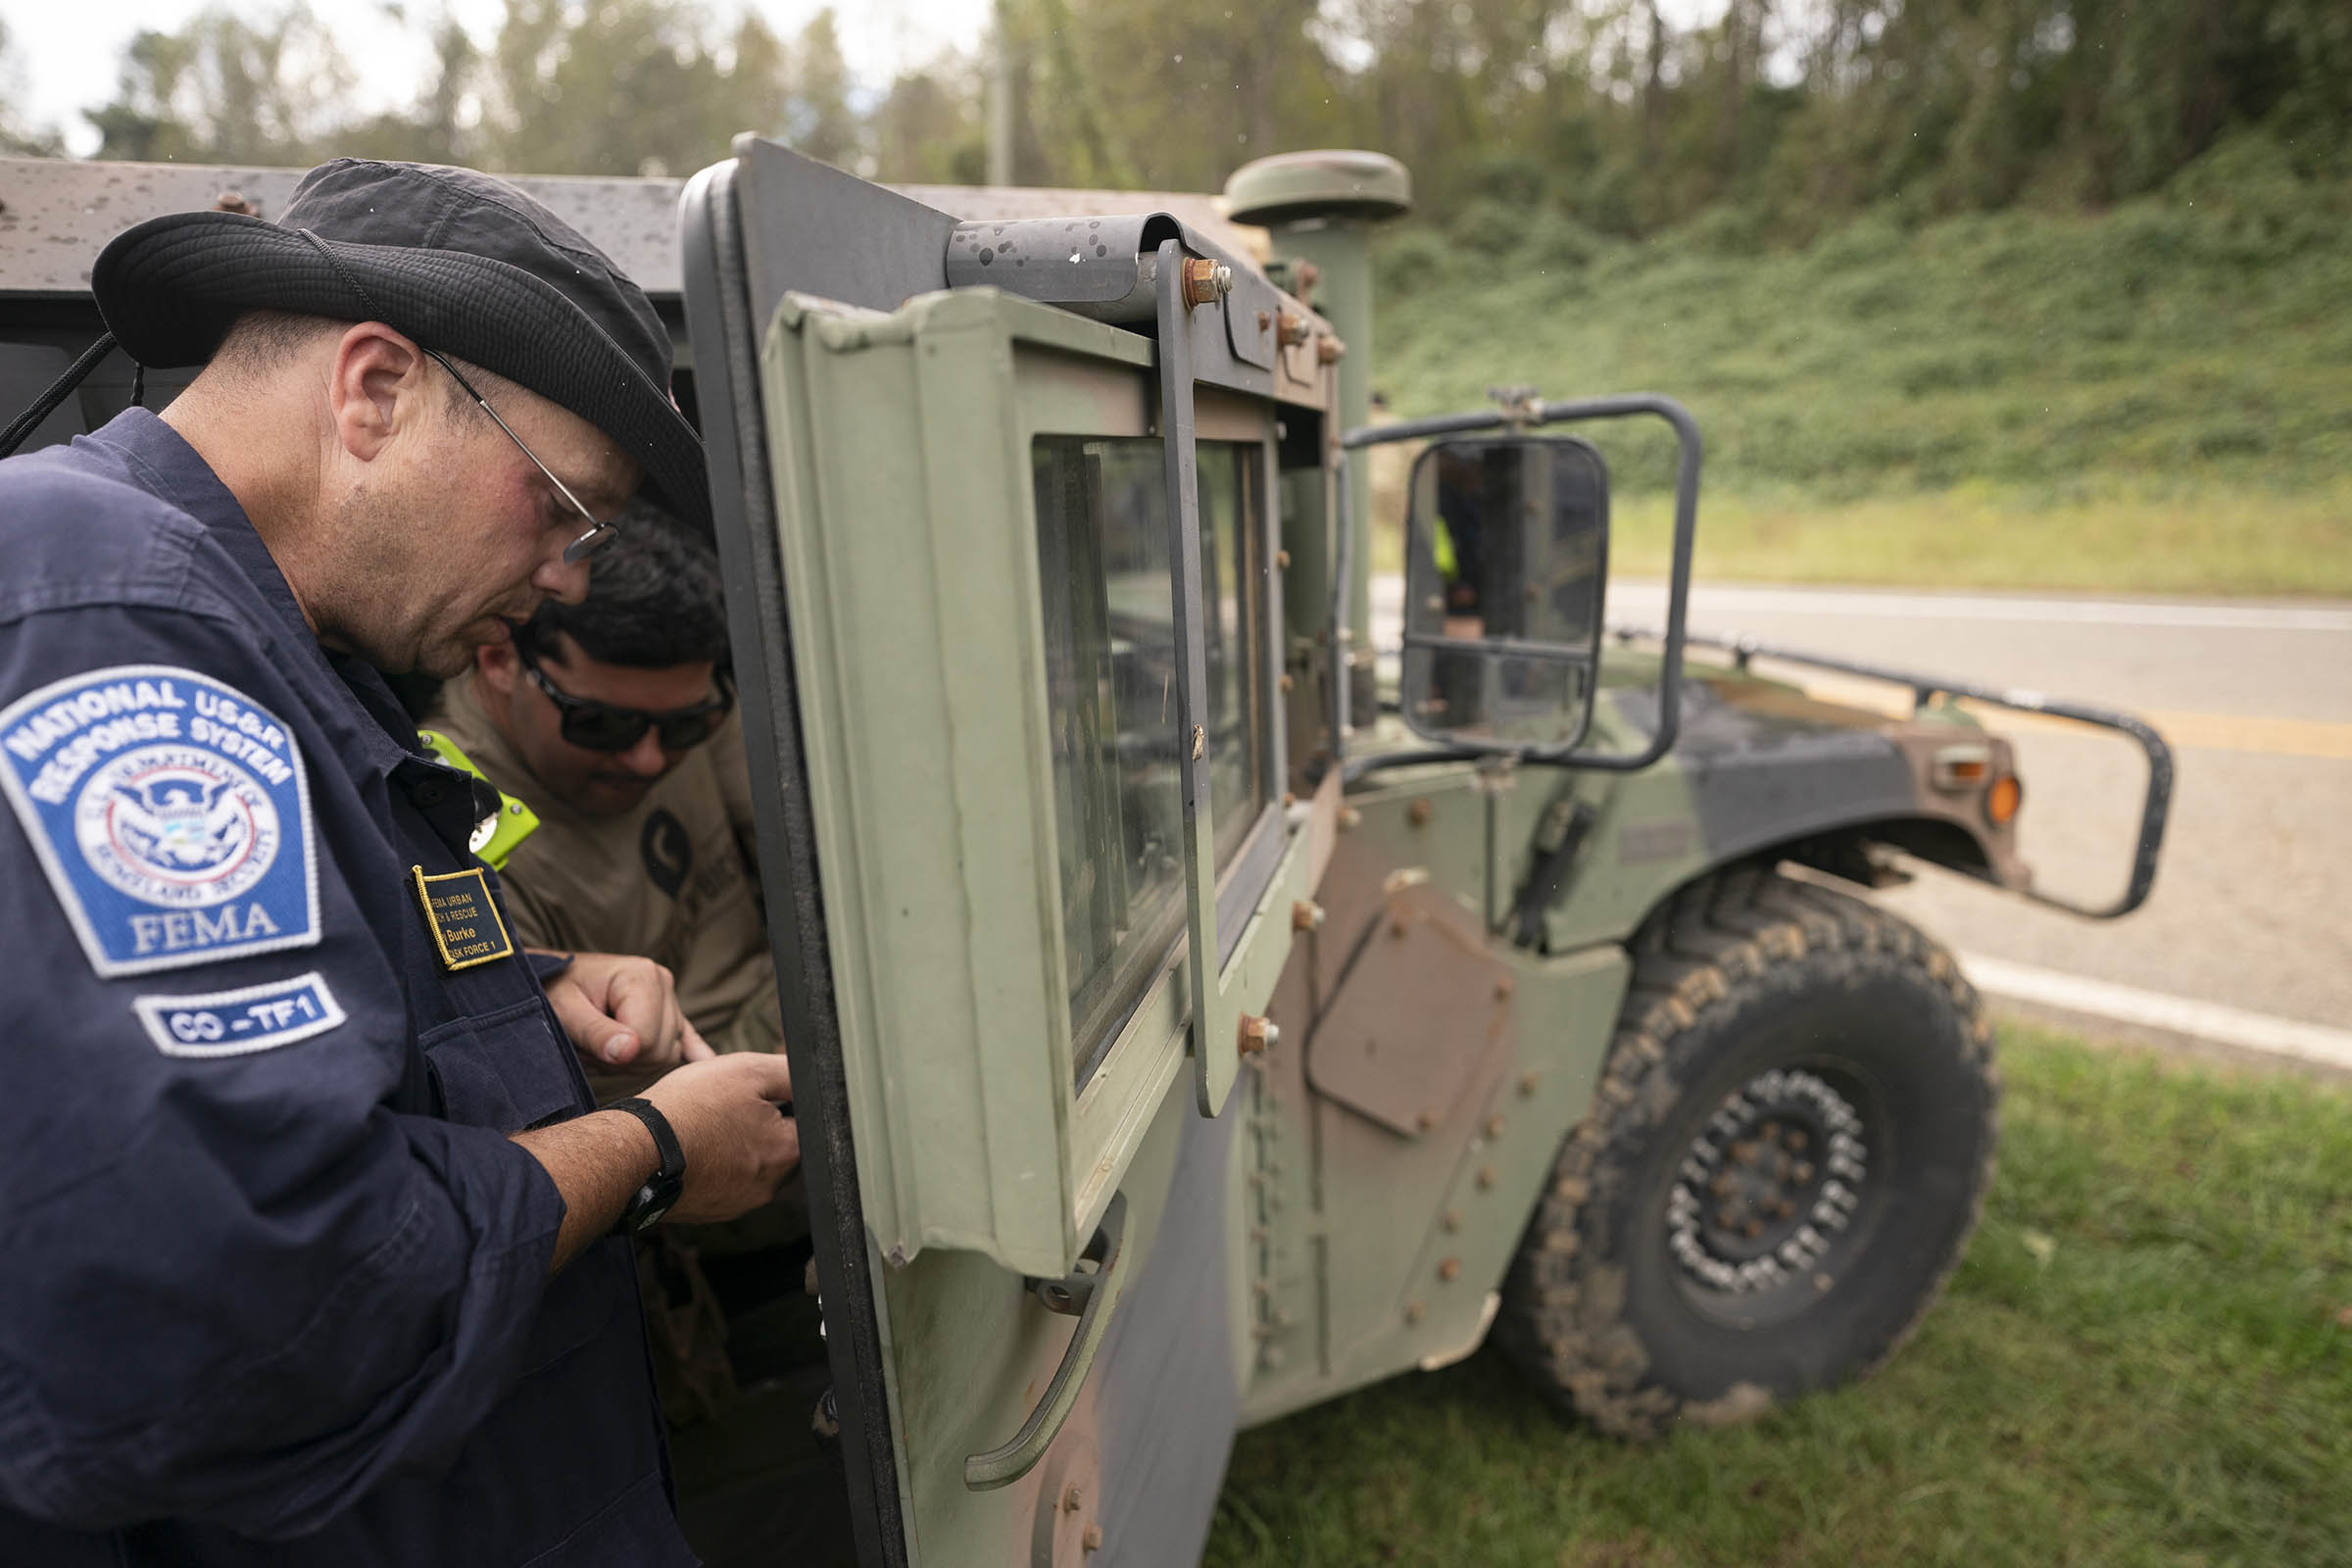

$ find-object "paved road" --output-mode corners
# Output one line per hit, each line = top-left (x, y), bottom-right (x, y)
(1371, 577), (2352, 1046)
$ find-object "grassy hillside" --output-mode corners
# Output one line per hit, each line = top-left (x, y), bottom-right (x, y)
(1370, 137), (2352, 595)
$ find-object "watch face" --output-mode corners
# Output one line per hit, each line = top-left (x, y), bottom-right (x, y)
(627, 1174), (683, 1233)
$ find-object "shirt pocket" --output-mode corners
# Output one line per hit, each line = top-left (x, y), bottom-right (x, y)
(416, 997), (584, 1133)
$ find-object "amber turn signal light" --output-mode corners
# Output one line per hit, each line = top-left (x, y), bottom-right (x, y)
(1985, 773), (2023, 825)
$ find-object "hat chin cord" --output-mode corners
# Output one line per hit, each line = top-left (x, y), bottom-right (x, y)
(0, 331), (123, 459)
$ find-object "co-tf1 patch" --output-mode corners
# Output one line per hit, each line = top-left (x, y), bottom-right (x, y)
(0, 664), (319, 978)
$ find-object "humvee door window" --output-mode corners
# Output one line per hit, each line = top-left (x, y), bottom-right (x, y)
(1032, 436), (1268, 1059)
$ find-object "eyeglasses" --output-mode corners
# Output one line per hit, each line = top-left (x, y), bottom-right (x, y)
(515, 639), (734, 754)
(426, 349), (620, 564)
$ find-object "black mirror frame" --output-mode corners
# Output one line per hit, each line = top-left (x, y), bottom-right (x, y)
(1397, 432), (1613, 755)
(1331, 394), (1702, 778)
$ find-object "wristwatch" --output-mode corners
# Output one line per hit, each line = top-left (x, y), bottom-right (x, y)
(607, 1097), (685, 1236)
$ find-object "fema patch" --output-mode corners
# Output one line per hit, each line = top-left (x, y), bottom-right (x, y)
(0, 664), (319, 977)
(132, 972), (346, 1058)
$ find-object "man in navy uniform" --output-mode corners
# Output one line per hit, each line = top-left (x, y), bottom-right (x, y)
(0, 161), (801, 1563)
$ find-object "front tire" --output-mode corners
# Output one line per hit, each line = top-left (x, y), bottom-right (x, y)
(1496, 864), (1999, 1437)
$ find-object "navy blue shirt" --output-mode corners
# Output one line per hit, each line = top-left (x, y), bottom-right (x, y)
(0, 412), (694, 1565)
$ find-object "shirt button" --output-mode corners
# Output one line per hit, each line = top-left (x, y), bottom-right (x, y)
(412, 780), (446, 807)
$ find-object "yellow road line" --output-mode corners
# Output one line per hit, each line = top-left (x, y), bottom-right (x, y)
(1788, 676), (2352, 761)
(2133, 709), (2352, 762)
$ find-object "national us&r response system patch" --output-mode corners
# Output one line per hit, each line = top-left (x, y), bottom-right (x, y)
(0, 664), (320, 977)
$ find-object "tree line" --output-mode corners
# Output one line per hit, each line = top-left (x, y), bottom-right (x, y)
(3, 0), (2344, 236)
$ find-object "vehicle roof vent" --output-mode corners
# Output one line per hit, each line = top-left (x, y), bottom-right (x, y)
(1222, 150), (1410, 228)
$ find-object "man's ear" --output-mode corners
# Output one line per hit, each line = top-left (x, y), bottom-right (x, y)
(476, 639), (521, 697)
(325, 322), (433, 463)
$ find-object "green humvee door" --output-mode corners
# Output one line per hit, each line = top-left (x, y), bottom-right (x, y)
(680, 138), (1340, 1566)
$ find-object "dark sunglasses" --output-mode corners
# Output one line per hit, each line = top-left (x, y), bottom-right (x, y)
(516, 641), (734, 754)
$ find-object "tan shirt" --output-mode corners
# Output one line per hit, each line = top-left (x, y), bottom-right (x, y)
(427, 675), (782, 1077)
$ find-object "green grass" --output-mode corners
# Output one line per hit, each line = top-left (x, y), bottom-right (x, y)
(1368, 156), (2352, 595)
(1205, 1027), (2352, 1567)
(1604, 480), (2352, 596)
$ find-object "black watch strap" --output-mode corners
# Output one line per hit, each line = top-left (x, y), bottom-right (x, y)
(608, 1097), (685, 1236)
(609, 1096), (685, 1178)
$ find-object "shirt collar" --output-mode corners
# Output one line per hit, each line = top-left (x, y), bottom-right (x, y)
(85, 408), (424, 776)
(88, 408), (311, 644)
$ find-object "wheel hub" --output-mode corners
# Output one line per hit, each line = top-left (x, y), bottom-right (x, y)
(1665, 1067), (1868, 1296)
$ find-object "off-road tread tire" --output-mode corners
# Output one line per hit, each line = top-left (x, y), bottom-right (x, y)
(1495, 863), (1999, 1439)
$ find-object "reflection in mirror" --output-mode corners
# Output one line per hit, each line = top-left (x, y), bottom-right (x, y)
(1401, 436), (1609, 750)
(1031, 436), (1267, 1073)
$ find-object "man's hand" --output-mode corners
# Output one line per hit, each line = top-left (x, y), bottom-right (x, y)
(514, 1053), (798, 1271)
(541, 951), (714, 1072)
(641, 1054), (799, 1225)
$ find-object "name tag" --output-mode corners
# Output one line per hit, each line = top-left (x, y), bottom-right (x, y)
(410, 864), (515, 970)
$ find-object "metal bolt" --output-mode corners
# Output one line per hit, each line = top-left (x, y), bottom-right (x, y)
(1404, 1299), (1425, 1324)
(1416, 1110), (1438, 1132)
(1519, 1072), (1540, 1097)
(1292, 900), (1325, 932)
(1339, 807), (1362, 831)
(1793, 1162), (1815, 1183)
(1083, 1523), (1104, 1552)
(1438, 1256), (1461, 1282)
(1485, 1114), (1506, 1140)
(1275, 310), (1311, 347)
(1443, 1208), (1462, 1232)
(1316, 335), (1346, 365)
(1276, 548), (1292, 569)
(1183, 258), (1233, 306)
(1494, 977), (1514, 1001)
(1283, 791), (1298, 808)
(1256, 309), (1272, 331)
(1238, 1014), (1280, 1055)
(1478, 1164), (1497, 1190)
(1408, 798), (1434, 827)
(1063, 1485), (1085, 1514)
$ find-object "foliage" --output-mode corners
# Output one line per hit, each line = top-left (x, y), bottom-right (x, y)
(69, 1), (837, 180)
(1206, 1025), (2352, 1566)
(83, 4), (353, 166)
(0, 20), (63, 157)
(45, 0), (2350, 239)
(1375, 130), (2352, 502)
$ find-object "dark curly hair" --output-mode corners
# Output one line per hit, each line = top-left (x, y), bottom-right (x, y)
(514, 500), (729, 669)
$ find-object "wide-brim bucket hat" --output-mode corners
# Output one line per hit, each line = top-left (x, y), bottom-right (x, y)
(87, 159), (710, 537)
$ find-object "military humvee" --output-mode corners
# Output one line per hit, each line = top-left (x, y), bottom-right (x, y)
(0, 142), (2172, 1566)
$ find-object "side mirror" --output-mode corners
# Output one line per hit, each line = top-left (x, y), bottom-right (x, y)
(1401, 435), (1610, 753)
